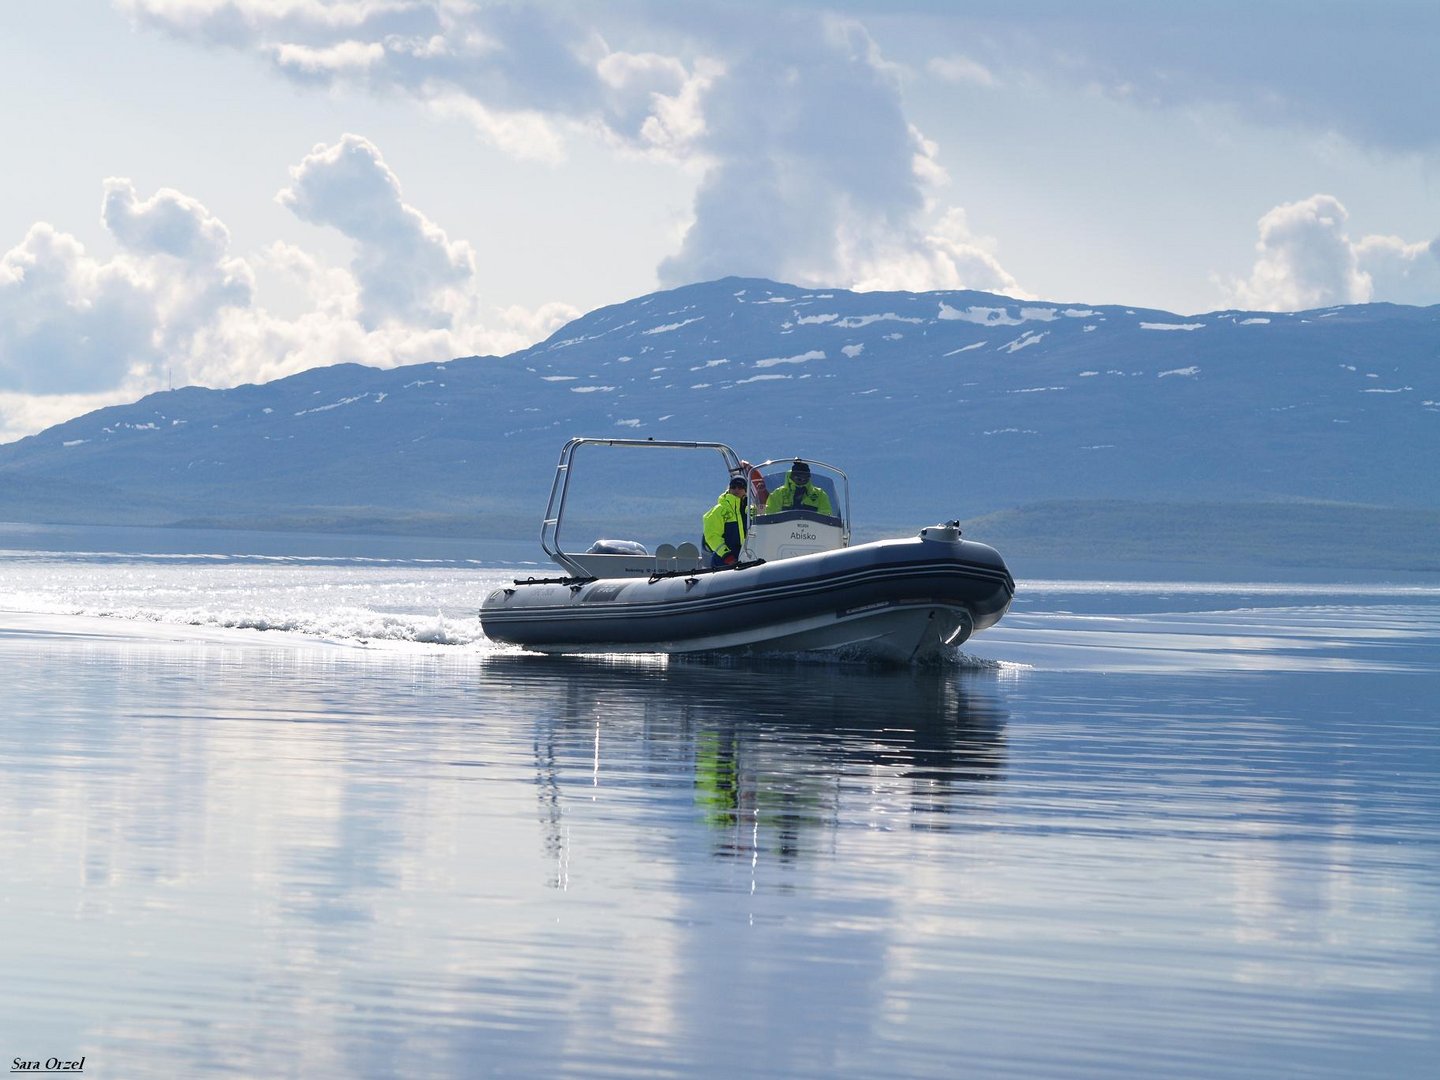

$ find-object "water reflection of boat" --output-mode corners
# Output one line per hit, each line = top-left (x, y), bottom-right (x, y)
(485, 655), (1009, 871)
(480, 438), (1015, 663)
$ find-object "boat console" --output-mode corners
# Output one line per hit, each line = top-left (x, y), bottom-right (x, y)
(743, 457), (849, 561)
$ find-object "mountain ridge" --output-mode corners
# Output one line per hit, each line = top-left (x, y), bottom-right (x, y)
(2, 276), (1436, 570)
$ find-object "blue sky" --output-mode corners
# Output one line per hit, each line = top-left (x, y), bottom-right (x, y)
(1, 0), (1437, 441)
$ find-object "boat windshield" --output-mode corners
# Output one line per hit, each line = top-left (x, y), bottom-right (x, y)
(744, 457), (849, 562)
(747, 460), (843, 520)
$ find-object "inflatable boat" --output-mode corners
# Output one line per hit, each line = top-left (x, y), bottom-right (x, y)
(480, 438), (1014, 663)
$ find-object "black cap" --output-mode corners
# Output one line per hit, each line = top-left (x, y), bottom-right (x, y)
(792, 460), (810, 477)
(728, 475), (747, 490)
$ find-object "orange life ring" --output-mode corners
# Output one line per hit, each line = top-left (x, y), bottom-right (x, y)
(749, 466), (769, 507)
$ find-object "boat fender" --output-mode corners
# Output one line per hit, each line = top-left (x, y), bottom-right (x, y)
(587, 538), (649, 556)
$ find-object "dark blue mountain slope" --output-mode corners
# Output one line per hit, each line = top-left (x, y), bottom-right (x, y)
(1, 278), (1435, 566)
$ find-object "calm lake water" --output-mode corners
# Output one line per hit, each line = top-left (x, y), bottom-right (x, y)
(1, 526), (1437, 1078)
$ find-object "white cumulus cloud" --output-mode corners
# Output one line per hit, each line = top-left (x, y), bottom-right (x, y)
(102, 178), (232, 262)
(851, 207), (1028, 297)
(277, 134), (476, 330)
(0, 224), (159, 394)
(1223, 194), (1440, 311)
(1354, 234), (1440, 307)
(658, 16), (1023, 295)
(0, 138), (578, 441)
(103, 177), (257, 351)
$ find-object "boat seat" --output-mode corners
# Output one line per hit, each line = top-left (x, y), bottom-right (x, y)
(675, 542), (700, 559)
(655, 543), (677, 560)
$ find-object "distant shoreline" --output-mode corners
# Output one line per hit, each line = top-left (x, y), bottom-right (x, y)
(4, 503), (1439, 581)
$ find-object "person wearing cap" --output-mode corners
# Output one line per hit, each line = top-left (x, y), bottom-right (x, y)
(764, 460), (833, 515)
(702, 473), (749, 567)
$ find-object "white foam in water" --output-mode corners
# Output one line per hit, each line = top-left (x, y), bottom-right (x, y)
(92, 604), (485, 645)
(0, 553), (515, 651)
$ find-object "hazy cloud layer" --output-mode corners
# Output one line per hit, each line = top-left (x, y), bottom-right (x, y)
(115, 1), (1440, 308)
(911, 2), (1440, 154)
(120, 1), (1024, 295)
(0, 138), (577, 439)
(121, 0), (706, 161)
(1224, 194), (1440, 311)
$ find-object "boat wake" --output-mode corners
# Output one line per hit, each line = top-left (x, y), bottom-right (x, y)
(25, 603), (487, 647)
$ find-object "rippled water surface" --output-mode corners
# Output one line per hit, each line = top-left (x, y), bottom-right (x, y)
(1, 527), (1437, 1078)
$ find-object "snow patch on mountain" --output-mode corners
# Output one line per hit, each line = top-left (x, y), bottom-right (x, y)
(939, 304), (1025, 326)
(644, 317), (704, 335)
(294, 393), (373, 417)
(1000, 331), (1048, 353)
(754, 350), (826, 369)
(835, 313), (923, 328)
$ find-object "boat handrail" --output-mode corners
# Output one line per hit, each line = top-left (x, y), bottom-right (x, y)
(647, 557), (765, 584)
(540, 437), (743, 576)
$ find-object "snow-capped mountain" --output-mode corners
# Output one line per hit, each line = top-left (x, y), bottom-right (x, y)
(2, 277), (1436, 566)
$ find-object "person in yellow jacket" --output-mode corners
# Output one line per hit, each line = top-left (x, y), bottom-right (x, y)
(764, 460), (833, 515)
(702, 474), (748, 566)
